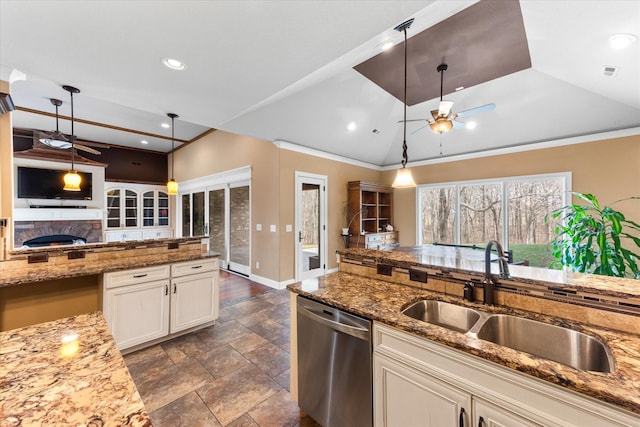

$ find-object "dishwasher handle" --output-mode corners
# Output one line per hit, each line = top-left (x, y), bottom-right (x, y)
(298, 304), (370, 341)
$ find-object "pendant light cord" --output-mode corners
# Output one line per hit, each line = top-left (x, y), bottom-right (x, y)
(171, 115), (175, 179)
(70, 91), (75, 170)
(401, 25), (408, 168)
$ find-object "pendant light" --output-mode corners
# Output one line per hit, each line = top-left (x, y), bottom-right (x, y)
(392, 19), (417, 189)
(62, 85), (81, 191)
(166, 113), (179, 195)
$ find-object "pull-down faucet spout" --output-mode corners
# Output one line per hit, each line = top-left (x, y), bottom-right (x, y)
(484, 240), (510, 305)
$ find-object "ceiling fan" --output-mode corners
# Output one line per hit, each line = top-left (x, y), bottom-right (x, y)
(403, 63), (496, 135)
(37, 88), (101, 155)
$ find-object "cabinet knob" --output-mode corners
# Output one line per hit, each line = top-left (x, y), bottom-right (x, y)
(477, 416), (484, 427)
(459, 408), (466, 427)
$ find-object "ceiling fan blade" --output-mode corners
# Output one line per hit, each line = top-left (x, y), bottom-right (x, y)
(74, 144), (102, 155)
(410, 123), (431, 135)
(398, 118), (428, 123)
(438, 100), (454, 117)
(452, 120), (465, 130)
(456, 103), (496, 118)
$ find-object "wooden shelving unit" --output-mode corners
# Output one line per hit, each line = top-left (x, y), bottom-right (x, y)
(347, 181), (398, 249)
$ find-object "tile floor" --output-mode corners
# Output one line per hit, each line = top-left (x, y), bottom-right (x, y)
(123, 289), (321, 427)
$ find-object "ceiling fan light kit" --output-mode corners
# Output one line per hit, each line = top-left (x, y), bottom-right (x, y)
(62, 85), (82, 192)
(392, 18), (417, 189)
(166, 113), (179, 195)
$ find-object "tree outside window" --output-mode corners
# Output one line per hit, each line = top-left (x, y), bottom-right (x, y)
(419, 174), (566, 267)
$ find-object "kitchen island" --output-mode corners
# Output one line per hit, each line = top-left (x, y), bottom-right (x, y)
(288, 247), (640, 425)
(0, 311), (151, 426)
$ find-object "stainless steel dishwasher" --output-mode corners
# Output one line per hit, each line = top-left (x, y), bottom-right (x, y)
(297, 295), (372, 427)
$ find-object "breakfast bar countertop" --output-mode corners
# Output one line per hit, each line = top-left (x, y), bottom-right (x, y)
(0, 311), (151, 426)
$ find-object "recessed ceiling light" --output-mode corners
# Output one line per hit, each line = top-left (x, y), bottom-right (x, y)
(609, 34), (637, 49)
(455, 86), (465, 91)
(347, 121), (357, 132)
(141, 140), (149, 145)
(465, 121), (477, 130)
(162, 57), (186, 70)
(161, 123), (170, 129)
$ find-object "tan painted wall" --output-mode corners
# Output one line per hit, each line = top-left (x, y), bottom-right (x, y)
(382, 135), (640, 245)
(175, 130), (281, 281)
(277, 149), (381, 281)
(175, 131), (383, 283)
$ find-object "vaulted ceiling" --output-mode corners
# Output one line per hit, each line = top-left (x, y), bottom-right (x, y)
(1, 0), (639, 168)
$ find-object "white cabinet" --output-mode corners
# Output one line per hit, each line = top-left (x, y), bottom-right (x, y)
(104, 230), (143, 242)
(373, 323), (638, 427)
(103, 265), (171, 349)
(170, 259), (219, 333)
(142, 228), (174, 240)
(142, 190), (170, 228)
(374, 353), (470, 427)
(102, 258), (219, 351)
(106, 188), (139, 229)
(104, 184), (172, 242)
(473, 398), (543, 427)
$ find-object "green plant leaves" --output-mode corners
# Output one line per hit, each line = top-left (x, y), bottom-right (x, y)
(547, 192), (640, 279)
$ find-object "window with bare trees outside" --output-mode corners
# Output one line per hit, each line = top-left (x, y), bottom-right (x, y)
(418, 173), (569, 267)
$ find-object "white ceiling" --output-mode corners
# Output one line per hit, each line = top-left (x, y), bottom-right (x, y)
(1, 0), (639, 167)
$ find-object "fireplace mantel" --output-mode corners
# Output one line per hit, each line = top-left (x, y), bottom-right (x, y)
(13, 208), (103, 222)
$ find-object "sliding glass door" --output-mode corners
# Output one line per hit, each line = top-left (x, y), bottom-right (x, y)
(181, 178), (250, 276)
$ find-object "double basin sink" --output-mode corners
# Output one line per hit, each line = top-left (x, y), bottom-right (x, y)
(402, 299), (614, 373)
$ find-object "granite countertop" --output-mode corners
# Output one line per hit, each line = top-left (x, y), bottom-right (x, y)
(0, 311), (151, 426)
(339, 246), (640, 298)
(288, 272), (640, 415)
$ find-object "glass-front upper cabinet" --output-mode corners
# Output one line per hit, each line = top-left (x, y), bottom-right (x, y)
(142, 190), (170, 227)
(106, 188), (138, 229)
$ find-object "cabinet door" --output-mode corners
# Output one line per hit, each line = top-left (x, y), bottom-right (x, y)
(106, 189), (121, 228)
(170, 271), (218, 333)
(374, 353), (471, 427)
(104, 279), (170, 350)
(473, 398), (543, 427)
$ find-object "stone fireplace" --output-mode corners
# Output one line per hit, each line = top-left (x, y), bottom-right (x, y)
(14, 220), (102, 248)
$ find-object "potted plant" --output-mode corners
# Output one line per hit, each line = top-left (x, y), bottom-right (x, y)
(546, 193), (640, 278)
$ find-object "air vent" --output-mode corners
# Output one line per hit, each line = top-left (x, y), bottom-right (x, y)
(603, 65), (619, 77)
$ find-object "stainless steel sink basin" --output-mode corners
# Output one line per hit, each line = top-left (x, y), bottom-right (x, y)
(475, 314), (614, 373)
(402, 300), (482, 333)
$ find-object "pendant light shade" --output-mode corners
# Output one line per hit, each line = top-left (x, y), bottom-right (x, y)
(392, 167), (416, 188)
(392, 19), (416, 189)
(167, 113), (179, 195)
(63, 170), (82, 191)
(62, 85), (81, 192)
(167, 179), (178, 195)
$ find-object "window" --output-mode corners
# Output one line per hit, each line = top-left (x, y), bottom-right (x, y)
(418, 173), (569, 267)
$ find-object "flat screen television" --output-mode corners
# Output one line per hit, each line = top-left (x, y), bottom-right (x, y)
(17, 167), (93, 200)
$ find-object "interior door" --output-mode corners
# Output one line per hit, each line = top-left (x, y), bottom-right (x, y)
(295, 172), (327, 281)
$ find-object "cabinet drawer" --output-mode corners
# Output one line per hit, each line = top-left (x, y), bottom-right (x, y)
(104, 264), (171, 289)
(171, 258), (219, 277)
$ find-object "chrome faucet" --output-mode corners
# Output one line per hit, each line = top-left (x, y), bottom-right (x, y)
(484, 240), (510, 305)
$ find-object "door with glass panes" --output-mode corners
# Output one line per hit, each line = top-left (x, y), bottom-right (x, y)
(181, 183), (250, 276)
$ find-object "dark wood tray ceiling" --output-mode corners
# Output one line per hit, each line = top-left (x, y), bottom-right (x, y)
(353, 0), (531, 106)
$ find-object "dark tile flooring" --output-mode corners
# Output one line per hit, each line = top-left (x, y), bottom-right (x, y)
(123, 289), (321, 427)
